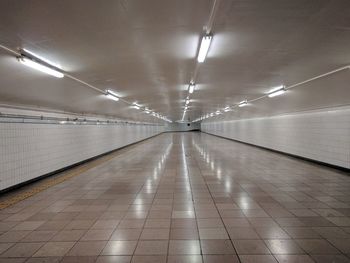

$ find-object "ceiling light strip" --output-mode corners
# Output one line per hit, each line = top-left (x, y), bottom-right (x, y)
(0, 44), (171, 122)
(197, 35), (212, 63)
(18, 57), (64, 78)
(17, 49), (64, 78)
(105, 89), (120, 101)
(268, 87), (286, 98)
(182, 0), (221, 121)
(196, 66), (350, 121)
(189, 83), (195, 94)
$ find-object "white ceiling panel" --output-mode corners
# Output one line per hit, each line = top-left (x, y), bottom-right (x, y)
(0, 0), (349, 122)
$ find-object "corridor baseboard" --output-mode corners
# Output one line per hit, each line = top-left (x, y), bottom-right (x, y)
(202, 131), (350, 174)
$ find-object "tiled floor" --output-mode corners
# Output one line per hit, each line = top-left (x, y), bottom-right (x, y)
(0, 132), (349, 263)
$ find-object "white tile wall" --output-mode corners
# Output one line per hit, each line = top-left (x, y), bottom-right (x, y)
(201, 107), (350, 169)
(0, 122), (164, 190)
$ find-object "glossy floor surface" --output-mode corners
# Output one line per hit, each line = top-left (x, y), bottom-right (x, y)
(0, 132), (349, 263)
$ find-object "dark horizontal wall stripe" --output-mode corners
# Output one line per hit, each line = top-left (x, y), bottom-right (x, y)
(0, 132), (163, 195)
(202, 131), (350, 174)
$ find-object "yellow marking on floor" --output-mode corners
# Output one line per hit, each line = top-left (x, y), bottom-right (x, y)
(0, 148), (125, 210)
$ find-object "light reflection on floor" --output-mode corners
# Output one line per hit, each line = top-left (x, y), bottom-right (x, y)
(0, 132), (349, 263)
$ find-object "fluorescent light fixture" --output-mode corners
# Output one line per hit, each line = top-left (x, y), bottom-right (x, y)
(18, 56), (64, 78)
(23, 49), (61, 69)
(268, 85), (286, 97)
(189, 83), (195, 94)
(145, 110), (150, 114)
(106, 94), (119, 102)
(216, 111), (221, 115)
(197, 35), (212, 63)
(238, 100), (248, 107)
(268, 89), (285, 97)
(224, 106), (231, 112)
(185, 99), (190, 105)
(269, 85), (284, 93)
(106, 89), (119, 97)
(133, 102), (141, 109)
(105, 89), (119, 101)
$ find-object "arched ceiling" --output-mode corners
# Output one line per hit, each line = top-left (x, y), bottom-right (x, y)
(0, 0), (349, 123)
